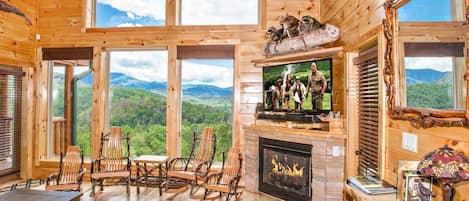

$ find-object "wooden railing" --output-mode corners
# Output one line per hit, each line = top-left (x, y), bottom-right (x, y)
(52, 117), (66, 155)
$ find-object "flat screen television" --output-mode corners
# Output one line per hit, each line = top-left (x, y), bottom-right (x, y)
(263, 58), (333, 114)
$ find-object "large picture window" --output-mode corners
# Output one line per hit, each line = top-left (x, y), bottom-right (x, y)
(398, 0), (465, 22)
(108, 50), (168, 156)
(180, 59), (234, 162)
(95, 0), (166, 27)
(180, 0), (258, 25)
(48, 62), (93, 157)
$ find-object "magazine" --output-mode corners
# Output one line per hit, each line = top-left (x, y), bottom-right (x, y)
(347, 176), (397, 195)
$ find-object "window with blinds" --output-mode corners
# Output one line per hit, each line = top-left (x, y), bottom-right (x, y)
(0, 66), (23, 176)
(353, 45), (379, 177)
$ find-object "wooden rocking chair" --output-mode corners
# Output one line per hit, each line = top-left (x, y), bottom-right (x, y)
(90, 127), (131, 196)
(161, 127), (217, 197)
(202, 147), (243, 201)
(46, 146), (85, 192)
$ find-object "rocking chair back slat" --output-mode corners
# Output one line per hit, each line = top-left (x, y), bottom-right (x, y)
(59, 146), (82, 185)
(103, 127), (124, 172)
(193, 127), (214, 163)
(220, 147), (241, 185)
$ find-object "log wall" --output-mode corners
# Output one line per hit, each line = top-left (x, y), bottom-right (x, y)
(322, 0), (469, 199)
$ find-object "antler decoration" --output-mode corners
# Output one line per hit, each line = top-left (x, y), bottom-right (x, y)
(0, 0), (32, 25)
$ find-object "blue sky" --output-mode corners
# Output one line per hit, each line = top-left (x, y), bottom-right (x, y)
(398, 0), (452, 21)
(96, 0), (165, 27)
(96, 0), (257, 27)
(107, 51), (234, 88)
(95, 1), (237, 88)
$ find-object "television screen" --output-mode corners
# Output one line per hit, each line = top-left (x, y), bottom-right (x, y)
(263, 58), (332, 113)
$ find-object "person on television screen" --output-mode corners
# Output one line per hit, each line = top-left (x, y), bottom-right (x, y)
(282, 73), (293, 111)
(306, 62), (327, 110)
(292, 76), (306, 111)
(272, 79), (283, 110)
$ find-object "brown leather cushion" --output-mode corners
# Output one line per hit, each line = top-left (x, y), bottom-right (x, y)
(91, 171), (130, 179)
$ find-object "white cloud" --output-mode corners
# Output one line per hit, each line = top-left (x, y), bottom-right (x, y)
(117, 23), (143, 27)
(180, 0), (258, 25)
(108, 51), (233, 88)
(98, 0), (166, 20)
(181, 61), (233, 88)
(126, 11), (136, 20)
(405, 57), (453, 72)
(109, 51), (168, 83)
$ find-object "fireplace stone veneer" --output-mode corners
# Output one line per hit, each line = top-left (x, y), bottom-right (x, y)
(244, 125), (346, 201)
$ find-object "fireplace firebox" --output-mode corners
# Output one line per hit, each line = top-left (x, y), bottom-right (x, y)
(259, 138), (312, 201)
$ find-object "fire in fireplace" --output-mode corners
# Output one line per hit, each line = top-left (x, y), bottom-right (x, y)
(259, 138), (312, 201)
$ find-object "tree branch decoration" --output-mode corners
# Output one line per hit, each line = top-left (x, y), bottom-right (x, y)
(262, 14), (340, 57)
(0, 0), (32, 25)
(383, 0), (468, 129)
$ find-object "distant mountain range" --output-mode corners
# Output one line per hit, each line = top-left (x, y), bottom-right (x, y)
(78, 72), (233, 97)
(406, 69), (451, 85)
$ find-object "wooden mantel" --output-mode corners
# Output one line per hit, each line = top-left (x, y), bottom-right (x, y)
(251, 46), (343, 67)
(244, 124), (346, 139)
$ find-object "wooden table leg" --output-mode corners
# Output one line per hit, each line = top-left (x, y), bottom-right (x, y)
(144, 163), (148, 188)
(136, 162), (140, 194)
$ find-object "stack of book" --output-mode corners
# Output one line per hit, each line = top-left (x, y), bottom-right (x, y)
(347, 176), (396, 195)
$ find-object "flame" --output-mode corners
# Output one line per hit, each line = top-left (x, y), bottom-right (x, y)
(271, 154), (304, 176)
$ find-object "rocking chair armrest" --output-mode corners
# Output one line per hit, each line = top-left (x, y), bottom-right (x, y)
(204, 172), (223, 185)
(78, 168), (86, 180)
(167, 157), (190, 171)
(46, 172), (60, 186)
(228, 175), (242, 191)
(195, 160), (211, 178)
(91, 159), (100, 173)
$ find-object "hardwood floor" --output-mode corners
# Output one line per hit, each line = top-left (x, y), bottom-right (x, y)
(71, 182), (281, 201)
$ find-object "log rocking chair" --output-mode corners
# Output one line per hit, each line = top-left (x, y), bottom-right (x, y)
(46, 146), (85, 192)
(202, 147), (243, 201)
(90, 127), (131, 196)
(161, 127), (217, 198)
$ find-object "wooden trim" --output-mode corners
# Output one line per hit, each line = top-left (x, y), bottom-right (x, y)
(259, 0), (267, 29)
(166, 43), (180, 158)
(64, 65), (73, 149)
(91, 47), (107, 159)
(85, 25), (261, 33)
(345, 51), (359, 179)
(233, 45), (241, 148)
(166, 0), (176, 26)
(251, 46), (343, 67)
(383, 0), (469, 129)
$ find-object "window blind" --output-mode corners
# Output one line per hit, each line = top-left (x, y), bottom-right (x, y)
(353, 45), (379, 177)
(0, 66), (23, 176)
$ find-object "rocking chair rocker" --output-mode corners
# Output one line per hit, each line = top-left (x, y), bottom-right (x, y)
(161, 127), (217, 198)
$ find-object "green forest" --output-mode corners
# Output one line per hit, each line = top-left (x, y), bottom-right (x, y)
(407, 82), (454, 109)
(53, 74), (232, 162)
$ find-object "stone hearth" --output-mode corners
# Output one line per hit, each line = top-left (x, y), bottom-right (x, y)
(244, 125), (346, 201)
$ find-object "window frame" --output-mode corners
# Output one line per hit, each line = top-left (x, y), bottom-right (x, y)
(179, 58), (235, 162)
(105, 48), (169, 156)
(85, 0), (265, 31)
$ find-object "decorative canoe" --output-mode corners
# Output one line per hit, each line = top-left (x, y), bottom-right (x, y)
(262, 24), (340, 57)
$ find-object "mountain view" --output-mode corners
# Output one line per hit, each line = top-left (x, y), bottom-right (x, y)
(53, 72), (233, 161)
(405, 68), (454, 109)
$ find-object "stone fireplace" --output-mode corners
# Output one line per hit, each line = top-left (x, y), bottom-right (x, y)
(244, 125), (345, 201)
(259, 138), (312, 201)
